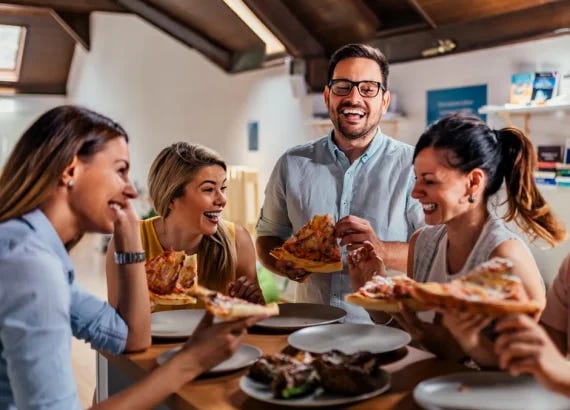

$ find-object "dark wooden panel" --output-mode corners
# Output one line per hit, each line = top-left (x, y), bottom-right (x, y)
(0, 7), (74, 94)
(370, 1), (570, 65)
(416, 0), (564, 25)
(281, 0), (379, 51)
(244, 0), (324, 58)
(364, 0), (427, 31)
(50, 11), (90, 50)
(145, 0), (264, 52)
(0, 0), (125, 13)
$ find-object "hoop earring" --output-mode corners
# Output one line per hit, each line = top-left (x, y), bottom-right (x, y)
(67, 179), (75, 188)
(468, 195), (475, 203)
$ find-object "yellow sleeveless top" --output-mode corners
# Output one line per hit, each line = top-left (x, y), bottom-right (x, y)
(140, 216), (236, 311)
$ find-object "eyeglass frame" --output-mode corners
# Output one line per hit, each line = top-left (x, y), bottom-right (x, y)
(328, 79), (386, 98)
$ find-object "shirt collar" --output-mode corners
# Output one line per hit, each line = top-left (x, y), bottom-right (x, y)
(20, 208), (75, 282)
(326, 127), (384, 164)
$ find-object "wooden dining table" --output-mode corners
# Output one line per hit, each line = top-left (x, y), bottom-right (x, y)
(101, 328), (469, 410)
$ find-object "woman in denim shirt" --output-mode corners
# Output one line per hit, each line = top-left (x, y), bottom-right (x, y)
(0, 105), (258, 409)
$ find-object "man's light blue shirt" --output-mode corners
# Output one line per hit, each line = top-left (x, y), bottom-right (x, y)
(0, 209), (128, 409)
(257, 129), (424, 323)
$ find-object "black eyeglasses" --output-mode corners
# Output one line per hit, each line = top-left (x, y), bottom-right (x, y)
(328, 79), (386, 98)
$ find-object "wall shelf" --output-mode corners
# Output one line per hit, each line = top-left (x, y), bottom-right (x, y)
(478, 103), (570, 135)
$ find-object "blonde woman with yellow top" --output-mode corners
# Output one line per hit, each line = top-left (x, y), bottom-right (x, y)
(106, 142), (264, 309)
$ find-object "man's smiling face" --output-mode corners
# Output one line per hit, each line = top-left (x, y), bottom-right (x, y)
(324, 57), (390, 142)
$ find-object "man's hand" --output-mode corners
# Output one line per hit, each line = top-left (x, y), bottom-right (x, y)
(335, 215), (382, 253)
(347, 241), (386, 291)
(275, 260), (312, 283)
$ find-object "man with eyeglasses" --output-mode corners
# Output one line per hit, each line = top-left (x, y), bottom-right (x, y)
(256, 43), (424, 323)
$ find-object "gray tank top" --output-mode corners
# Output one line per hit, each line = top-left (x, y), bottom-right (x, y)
(413, 216), (526, 283)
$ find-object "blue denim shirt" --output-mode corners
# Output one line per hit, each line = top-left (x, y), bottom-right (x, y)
(257, 129), (424, 323)
(0, 209), (128, 410)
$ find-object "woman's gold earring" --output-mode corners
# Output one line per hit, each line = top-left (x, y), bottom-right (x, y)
(67, 179), (75, 188)
(468, 195), (475, 203)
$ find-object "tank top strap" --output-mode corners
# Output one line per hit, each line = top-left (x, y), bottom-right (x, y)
(413, 225), (447, 282)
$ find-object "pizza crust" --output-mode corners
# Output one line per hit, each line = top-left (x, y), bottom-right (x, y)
(148, 290), (197, 305)
(344, 293), (425, 312)
(270, 248), (343, 273)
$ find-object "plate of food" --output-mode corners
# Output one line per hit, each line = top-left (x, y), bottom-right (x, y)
(241, 350), (391, 407)
(288, 323), (410, 354)
(254, 303), (346, 331)
(157, 343), (262, 375)
(413, 371), (570, 410)
(151, 309), (206, 339)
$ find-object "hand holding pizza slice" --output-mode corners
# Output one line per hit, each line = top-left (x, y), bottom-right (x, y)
(345, 274), (426, 312)
(145, 250), (198, 305)
(270, 214), (342, 274)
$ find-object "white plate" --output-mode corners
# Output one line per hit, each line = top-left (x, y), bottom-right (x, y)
(414, 371), (570, 410)
(240, 370), (390, 407)
(151, 309), (206, 338)
(288, 323), (410, 354)
(156, 344), (262, 374)
(255, 303), (346, 331)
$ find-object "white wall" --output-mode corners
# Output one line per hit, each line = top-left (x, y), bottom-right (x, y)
(0, 95), (68, 165)
(390, 34), (570, 145)
(67, 12), (311, 194)
(388, 35), (570, 284)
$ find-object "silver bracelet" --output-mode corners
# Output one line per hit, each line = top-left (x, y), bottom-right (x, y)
(114, 251), (146, 265)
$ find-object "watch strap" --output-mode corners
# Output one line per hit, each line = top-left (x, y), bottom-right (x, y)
(114, 251), (146, 265)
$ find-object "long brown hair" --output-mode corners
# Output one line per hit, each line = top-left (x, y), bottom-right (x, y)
(0, 105), (128, 227)
(147, 142), (236, 291)
(414, 113), (566, 246)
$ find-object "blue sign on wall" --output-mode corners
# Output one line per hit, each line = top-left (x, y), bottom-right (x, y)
(248, 121), (259, 151)
(427, 84), (487, 125)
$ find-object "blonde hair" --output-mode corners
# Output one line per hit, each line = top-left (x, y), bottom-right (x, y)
(0, 106), (128, 247)
(148, 142), (236, 291)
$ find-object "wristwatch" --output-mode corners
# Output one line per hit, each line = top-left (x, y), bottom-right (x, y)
(114, 251), (146, 265)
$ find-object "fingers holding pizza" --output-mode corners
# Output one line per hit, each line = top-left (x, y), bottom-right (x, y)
(347, 241), (386, 291)
(145, 250), (199, 305)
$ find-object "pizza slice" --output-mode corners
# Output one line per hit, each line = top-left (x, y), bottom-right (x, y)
(270, 214), (342, 273)
(145, 250), (198, 305)
(410, 257), (541, 317)
(191, 285), (279, 321)
(345, 274), (426, 312)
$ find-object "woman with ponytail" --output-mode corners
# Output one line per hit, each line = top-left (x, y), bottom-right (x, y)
(348, 112), (565, 365)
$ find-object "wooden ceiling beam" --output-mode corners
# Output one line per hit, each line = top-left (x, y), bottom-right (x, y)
(115, 0), (231, 70)
(369, 1), (570, 65)
(0, 0), (125, 13)
(406, 0), (437, 28)
(0, 82), (67, 94)
(243, 0), (324, 58)
(50, 10), (90, 51)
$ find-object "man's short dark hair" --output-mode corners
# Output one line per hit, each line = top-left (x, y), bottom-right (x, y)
(327, 44), (390, 89)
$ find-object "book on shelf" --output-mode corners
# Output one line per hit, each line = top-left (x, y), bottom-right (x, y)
(537, 145), (563, 163)
(509, 72), (558, 105)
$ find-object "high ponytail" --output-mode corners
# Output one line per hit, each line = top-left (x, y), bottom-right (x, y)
(498, 127), (566, 246)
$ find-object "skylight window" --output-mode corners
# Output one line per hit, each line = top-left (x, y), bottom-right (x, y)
(0, 24), (26, 82)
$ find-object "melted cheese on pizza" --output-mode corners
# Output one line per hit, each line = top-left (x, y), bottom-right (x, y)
(282, 214), (341, 262)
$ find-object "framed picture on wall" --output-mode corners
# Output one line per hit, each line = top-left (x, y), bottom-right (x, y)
(427, 84), (487, 125)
